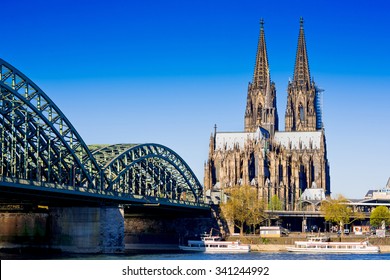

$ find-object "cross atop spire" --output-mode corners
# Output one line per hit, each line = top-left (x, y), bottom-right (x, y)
(252, 18), (270, 90)
(293, 17), (311, 85)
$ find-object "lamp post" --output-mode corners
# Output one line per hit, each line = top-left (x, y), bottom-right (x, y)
(267, 179), (272, 210)
(302, 213), (307, 233)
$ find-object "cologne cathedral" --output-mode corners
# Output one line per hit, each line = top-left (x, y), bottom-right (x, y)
(204, 19), (330, 210)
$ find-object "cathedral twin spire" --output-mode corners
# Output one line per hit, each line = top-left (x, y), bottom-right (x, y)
(293, 18), (311, 86)
(245, 17), (320, 134)
(252, 19), (270, 91)
(286, 17), (320, 132)
(244, 19), (277, 134)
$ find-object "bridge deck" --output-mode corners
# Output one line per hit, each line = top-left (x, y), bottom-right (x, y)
(0, 177), (208, 211)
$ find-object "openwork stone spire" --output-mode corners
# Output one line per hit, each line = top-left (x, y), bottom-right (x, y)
(285, 18), (318, 132)
(252, 19), (270, 90)
(245, 19), (278, 135)
(244, 19), (278, 134)
(293, 17), (311, 85)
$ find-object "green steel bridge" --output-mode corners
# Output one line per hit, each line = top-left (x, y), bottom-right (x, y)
(0, 58), (206, 210)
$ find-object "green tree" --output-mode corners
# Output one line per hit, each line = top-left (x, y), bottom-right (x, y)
(370, 206), (390, 228)
(320, 194), (365, 234)
(247, 196), (267, 234)
(268, 195), (283, 211)
(220, 185), (267, 235)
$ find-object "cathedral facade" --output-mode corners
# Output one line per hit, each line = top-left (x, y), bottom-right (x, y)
(204, 19), (330, 210)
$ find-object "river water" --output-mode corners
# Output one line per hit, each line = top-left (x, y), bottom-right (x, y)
(3, 251), (389, 280)
(121, 251), (390, 260)
(2, 250), (390, 260)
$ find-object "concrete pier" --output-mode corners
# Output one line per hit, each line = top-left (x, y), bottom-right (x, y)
(0, 206), (125, 253)
(49, 206), (124, 253)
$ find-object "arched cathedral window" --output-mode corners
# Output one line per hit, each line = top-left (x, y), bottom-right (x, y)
(257, 104), (262, 120)
(299, 104), (305, 121)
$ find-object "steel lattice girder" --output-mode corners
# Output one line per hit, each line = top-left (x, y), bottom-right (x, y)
(91, 143), (137, 167)
(99, 144), (203, 202)
(0, 59), (104, 188)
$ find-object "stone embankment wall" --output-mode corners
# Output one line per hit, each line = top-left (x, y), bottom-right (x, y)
(0, 212), (49, 248)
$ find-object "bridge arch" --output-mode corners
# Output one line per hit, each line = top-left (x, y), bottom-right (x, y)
(0, 59), (203, 204)
(92, 144), (203, 202)
(0, 59), (103, 188)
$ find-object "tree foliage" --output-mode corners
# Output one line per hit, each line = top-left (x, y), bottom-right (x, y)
(320, 194), (365, 233)
(268, 195), (283, 211)
(370, 206), (390, 228)
(220, 185), (267, 235)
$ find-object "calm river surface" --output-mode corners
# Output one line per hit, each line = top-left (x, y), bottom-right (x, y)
(2, 251), (390, 260)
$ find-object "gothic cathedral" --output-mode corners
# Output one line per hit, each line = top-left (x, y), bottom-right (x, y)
(204, 19), (330, 210)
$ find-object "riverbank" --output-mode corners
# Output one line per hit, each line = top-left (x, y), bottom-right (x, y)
(227, 234), (390, 252)
(249, 244), (390, 252)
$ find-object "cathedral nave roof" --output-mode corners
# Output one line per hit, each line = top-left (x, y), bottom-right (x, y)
(274, 131), (322, 150)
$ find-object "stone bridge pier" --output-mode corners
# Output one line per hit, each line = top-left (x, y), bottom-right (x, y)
(0, 205), (124, 253)
(0, 204), (214, 253)
(49, 206), (125, 253)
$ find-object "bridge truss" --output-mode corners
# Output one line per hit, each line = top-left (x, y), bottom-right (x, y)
(0, 58), (204, 207)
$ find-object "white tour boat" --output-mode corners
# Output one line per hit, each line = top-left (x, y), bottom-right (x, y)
(179, 234), (251, 253)
(286, 236), (380, 253)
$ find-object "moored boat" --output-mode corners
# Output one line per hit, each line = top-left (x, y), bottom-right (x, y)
(179, 234), (250, 253)
(286, 236), (380, 253)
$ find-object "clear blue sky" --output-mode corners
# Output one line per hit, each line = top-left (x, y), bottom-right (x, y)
(2, 0), (389, 198)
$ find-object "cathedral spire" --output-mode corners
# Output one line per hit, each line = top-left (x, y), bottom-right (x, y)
(293, 17), (311, 85)
(285, 18), (318, 132)
(245, 19), (278, 134)
(252, 18), (269, 90)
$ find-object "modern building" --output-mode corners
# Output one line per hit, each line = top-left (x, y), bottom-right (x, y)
(365, 178), (390, 200)
(204, 18), (330, 210)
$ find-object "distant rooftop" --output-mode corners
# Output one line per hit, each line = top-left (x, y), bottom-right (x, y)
(364, 177), (390, 199)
